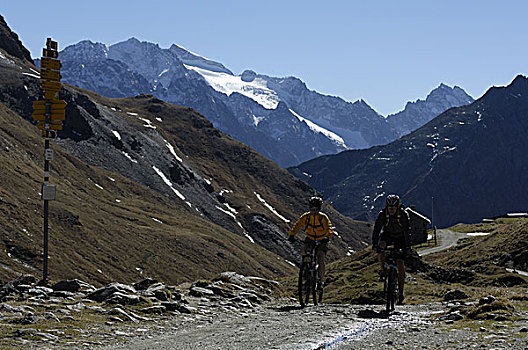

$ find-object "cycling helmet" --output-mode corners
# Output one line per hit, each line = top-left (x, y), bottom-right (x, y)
(309, 196), (323, 209)
(385, 194), (400, 207)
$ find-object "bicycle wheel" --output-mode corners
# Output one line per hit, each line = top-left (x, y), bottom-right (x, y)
(298, 262), (311, 307)
(383, 270), (393, 317)
(311, 267), (318, 306)
(315, 266), (323, 304)
(389, 268), (397, 312)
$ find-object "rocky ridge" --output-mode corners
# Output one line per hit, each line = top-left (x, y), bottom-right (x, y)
(56, 37), (473, 167)
(289, 75), (528, 227)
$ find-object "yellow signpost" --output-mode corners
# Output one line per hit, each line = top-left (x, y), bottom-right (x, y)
(31, 38), (66, 284)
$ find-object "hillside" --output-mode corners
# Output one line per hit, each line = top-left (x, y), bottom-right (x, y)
(290, 75), (528, 227)
(281, 219), (528, 305)
(0, 17), (370, 286)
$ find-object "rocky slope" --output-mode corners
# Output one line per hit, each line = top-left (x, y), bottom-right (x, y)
(0, 17), (370, 286)
(290, 75), (528, 227)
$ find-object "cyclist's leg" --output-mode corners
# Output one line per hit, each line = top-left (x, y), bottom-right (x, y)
(395, 239), (406, 303)
(377, 239), (387, 280)
(315, 240), (328, 283)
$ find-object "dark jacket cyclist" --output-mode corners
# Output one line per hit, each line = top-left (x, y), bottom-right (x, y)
(288, 196), (333, 290)
(372, 194), (411, 305)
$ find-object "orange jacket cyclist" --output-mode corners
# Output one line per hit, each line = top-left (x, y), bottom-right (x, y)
(288, 196), (333, 290)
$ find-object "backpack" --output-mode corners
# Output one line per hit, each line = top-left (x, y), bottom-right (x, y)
(304, 213), (325, 231)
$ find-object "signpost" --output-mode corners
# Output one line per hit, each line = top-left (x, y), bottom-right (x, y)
(31, 38), (66, 284)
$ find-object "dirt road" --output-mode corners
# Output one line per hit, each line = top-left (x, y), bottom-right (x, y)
(100, 302), (528, 350)
(418, 229), (467, 256)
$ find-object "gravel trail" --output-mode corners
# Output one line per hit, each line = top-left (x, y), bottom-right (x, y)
(100, 302), (528, 350)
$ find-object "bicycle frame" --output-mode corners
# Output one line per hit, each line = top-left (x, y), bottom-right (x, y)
(381, 246), (402, 316)
(298, 240), (323, 307)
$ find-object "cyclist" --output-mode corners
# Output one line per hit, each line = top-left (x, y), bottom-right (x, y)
(372, 194), (411, 305)
(288, 196), (333, 291)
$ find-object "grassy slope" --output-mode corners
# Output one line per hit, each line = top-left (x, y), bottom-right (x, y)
(0, 102), (295, 286)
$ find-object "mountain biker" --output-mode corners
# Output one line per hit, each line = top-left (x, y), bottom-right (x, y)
(288, 196), (333, 291)
(372, 194), (411, 305)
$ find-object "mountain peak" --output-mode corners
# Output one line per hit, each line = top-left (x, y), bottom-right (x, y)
(0, 15), (33, 63)
(61, 40), (109, 61)
(168, 43), (232, 74)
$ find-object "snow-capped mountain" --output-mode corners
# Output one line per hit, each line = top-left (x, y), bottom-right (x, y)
(56, 37), (472, 167)
(386, 84), (474, 138)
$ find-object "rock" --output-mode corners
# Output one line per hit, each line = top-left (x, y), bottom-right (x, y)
(108, 316), (123, 323)
(109, 308), (139, 323)
(190, 286), (215, 298)
(154, 290), (169, 301)
(12, 275), (37, 287)
(105, 292), (141, 306)
(479, 295), (497, 305)
(160, 302), (180, 312)
(44, 311), (60, 322)
(520, 327), (528, 332)
(37, 332), (59, 341)
(134, 278), (158, 291)
(443, 289), (469, 301)
(1, 303), (26, 313)
(49, 290), (77, 298)
(140, 306), (166, 314)
(219, 272), (251, 285)
(21, 312), (37, 324)
(13, 328), (37, 337)
(87, 283), (137, 302)
(177, 305), (196, 314)
(15, 284), (32, 292)
(52, 279), (95, 293)
(210, 286), (236, 299)
(239, 292), (261, 304)
(479, 327), (487, 332)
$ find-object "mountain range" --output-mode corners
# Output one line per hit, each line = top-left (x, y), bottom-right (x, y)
(0, 15), (370, 284)
(289, 75), (528, 227)
(54, 38), (473, 167)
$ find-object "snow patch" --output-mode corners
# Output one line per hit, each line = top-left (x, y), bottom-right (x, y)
(289, 109), (347, 148)
(254, 192), (290, 223)
(152, 218), (163, 224)
(164, 140), (183, 162)
(127, 112), (138, 116)
(152, 166), (186, 200)
(185, 65), (279, 109)
(111, 130), (121, 140)
(22, 72), (40, 79)
(122, 151), (138, 163)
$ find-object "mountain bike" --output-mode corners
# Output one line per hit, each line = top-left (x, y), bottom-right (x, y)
(298, 239), (324, 307)
(381, 246), (403, 316)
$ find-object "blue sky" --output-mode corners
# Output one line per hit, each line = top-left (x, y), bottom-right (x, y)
(2, 1), (527, 115)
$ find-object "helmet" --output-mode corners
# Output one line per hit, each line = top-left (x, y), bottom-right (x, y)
(309, 196), (323, 209)
(385, 194), (400, 207)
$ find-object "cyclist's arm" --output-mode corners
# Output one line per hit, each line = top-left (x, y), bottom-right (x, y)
(323, 214), (333, 239)
(372, 211), (384, 247)
(288, 212), (308, 238)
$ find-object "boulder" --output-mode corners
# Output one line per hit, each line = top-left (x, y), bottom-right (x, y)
(140, 306), (166, 314)
(87, 283), (136, 302)
(479, 295), (497, 305)
(443, 289), (469, 301)
(105, 292), (141, 306)
(189, 286), (215, 298)
(134, 278), (158, 291)
(52, 279), (95, 293)
(160, 301), (180, 312)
